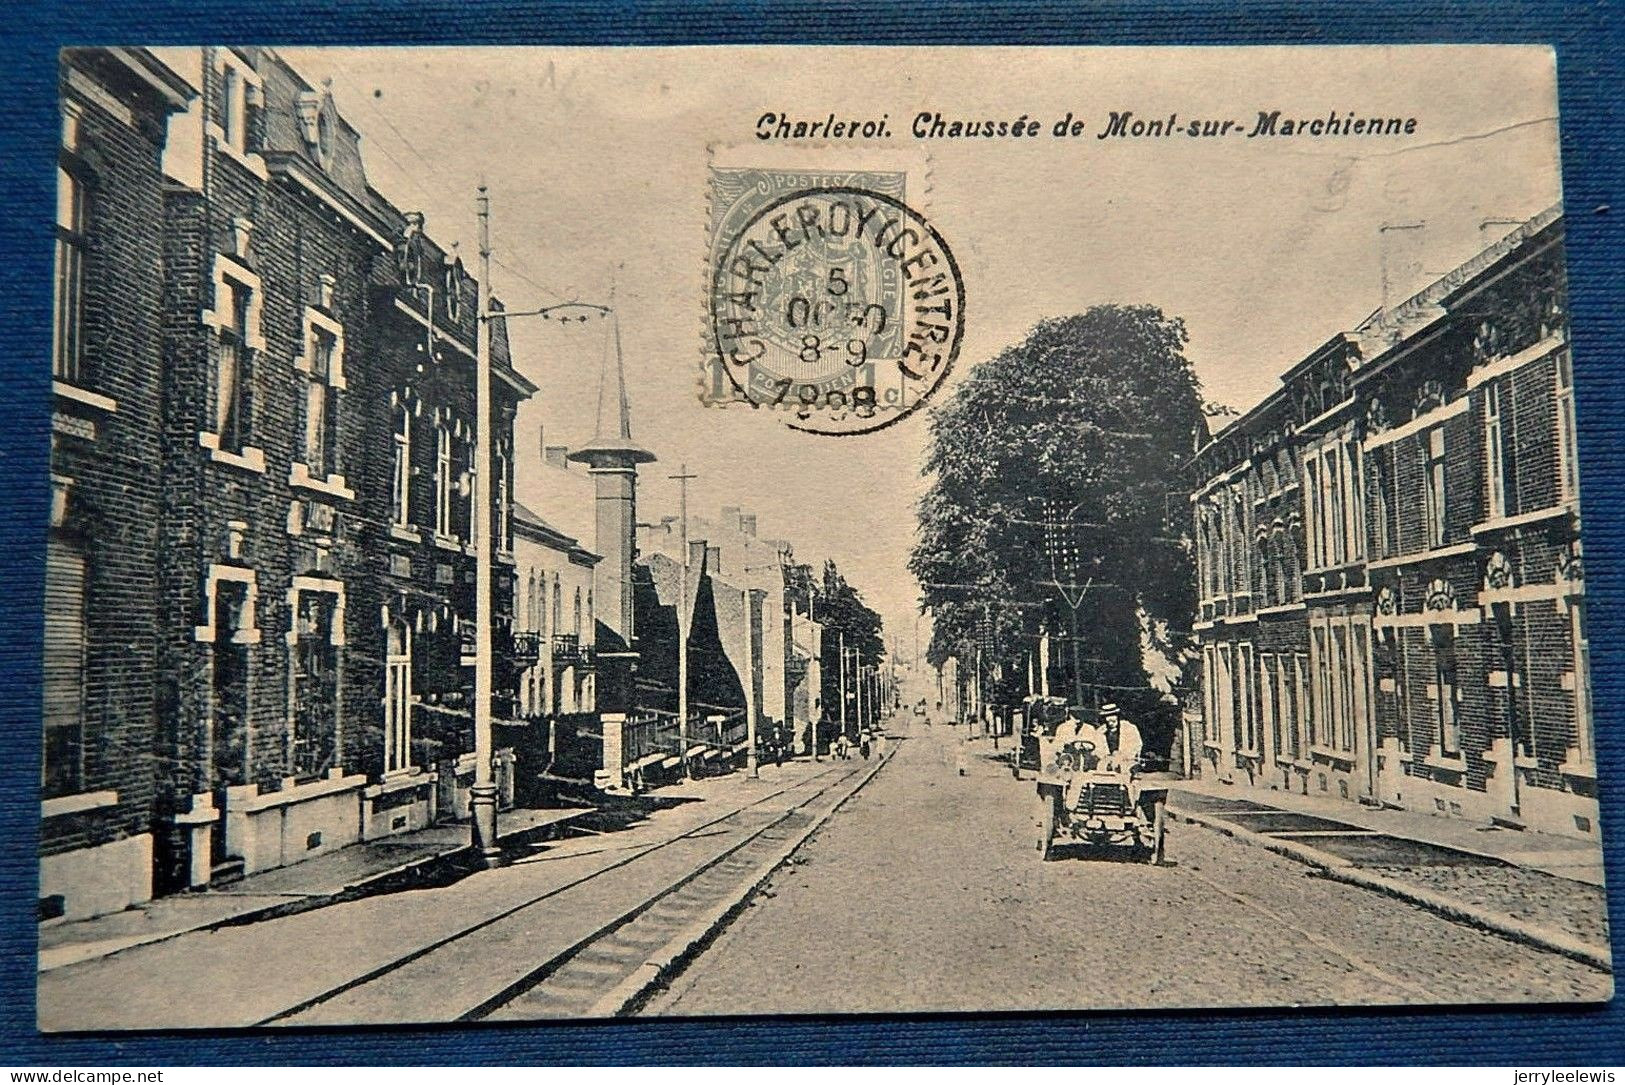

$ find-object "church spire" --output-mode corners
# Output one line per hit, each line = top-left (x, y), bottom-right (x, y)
(571, 311), (655, 465)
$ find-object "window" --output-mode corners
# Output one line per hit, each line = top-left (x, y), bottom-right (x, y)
(1293, 653), (1310, 761)
(435, 422), (453, 539)
(43, 540), (86, 798)
(54, 164), (88, 385)
(392, 403), (411, 527)
(1571, 601), (1593, 765)
(213, 52), (261, 157)
(211, 580), (252, 791)
(215, 277), (254, 452)
(586, 590), (593, 637)
(220, 63), (240, 150)
(1302, 457), (1321, 568)
(1215, 643), (1233, 752)
(497, 446), (512, 553)
(1333, 624), (1354, 752)
(1432, 625), (1460, 757)
(1344, 441), (1363, 562)
(303, 323), (340, 477)
(1556, 353), (1579, 504)
(1370, 452), (1391, 559)
(384, 618), (412, 774)
(1324, 448), (1343, 565)
(1236, 642), (1257, 754)
(292, 590), (340, 779)
(552, 578), (562, 637)
(1484, 380), (1509, 519)
(1202, 646), (1218, 744)
(458, 435), (474, 542)
(1491, 604), (1530, 761)
(1260, 653), (1279, 760)
(573, 587), (583, 639)
(1423, 427), (1447, 548)
(1310, 625), (1327, 748)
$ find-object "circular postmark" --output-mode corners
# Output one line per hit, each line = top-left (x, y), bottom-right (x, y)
(708, 186), (964, 436)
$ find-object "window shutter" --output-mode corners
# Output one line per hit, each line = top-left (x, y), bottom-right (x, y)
(244, 88), (265, 154)
(239, 347), (254, 446)
(43, 541), (86, 796)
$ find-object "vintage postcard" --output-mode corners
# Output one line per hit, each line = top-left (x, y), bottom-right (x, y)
(38, 44), (1607, 1030)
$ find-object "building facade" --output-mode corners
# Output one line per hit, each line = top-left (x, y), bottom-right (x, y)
(44, 47), (532, 917)
(512, 499), (600, 722)
(44, 49), (196, 921)
(1191, 207), (1594, 839)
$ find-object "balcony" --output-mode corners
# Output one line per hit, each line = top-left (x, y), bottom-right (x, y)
(551, 633), (595, 670)
(509, 630), (542, 668)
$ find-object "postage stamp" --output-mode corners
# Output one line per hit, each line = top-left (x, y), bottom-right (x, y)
(702, 150), (960, 435)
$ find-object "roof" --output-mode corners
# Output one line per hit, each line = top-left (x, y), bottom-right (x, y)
(512, 502), (599, 564)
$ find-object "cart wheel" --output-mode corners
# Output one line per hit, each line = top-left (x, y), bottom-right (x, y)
(1037, 787), (1059, 860)
(1147, 798), (1167, 865)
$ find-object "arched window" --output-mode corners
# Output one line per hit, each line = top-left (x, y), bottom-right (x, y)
(573, 587), (582, 638)
(586, 590), (593, 638)
(526, 570), (539, 631)
(552, 577), (562, 633)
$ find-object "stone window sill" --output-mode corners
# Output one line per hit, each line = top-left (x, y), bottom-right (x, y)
(206, 124), (268, 180)
(364, 769), (437, 799)
(198, 432), (265, 474)
(290, 462), (355, 501)
(53, 380), (117, 413)
(235, 771), (367, 814)
(42, 790), (118, 819)
(1560, 758), (1598, 780)
(433, 533), (462, 553)
(1308, 745), (1357, 767)
(1423, 750), (1467, 773)
(390, 524), (422, 544)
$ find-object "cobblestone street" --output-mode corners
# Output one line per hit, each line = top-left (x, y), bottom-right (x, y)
(648, 712), (1610, 1016)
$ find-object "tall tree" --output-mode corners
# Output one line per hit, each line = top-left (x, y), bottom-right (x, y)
(911, 305), (1204, 757)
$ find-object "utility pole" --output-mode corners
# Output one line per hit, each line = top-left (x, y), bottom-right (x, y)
(743, 586), (758, 778)
(470, 184), (499, 865)
(838, 630), (847, 745)
(671, 463), (697, 779)
(808, 589), (820, 762)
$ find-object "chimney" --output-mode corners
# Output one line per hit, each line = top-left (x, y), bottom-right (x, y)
(689, 539), (709, 573)
(1378, 221), (1426, 312)
(545, 445), (570, 469)
(707, 544), (722, 575)
(721, 505), (742, 533)
(739, 513), (758, 538)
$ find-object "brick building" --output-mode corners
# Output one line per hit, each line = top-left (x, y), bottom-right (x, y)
(1191, 206), (1593, 839)
(44, 50), (196, 921)
(151, 47), (533, 889)
(36, 48), (533, 915)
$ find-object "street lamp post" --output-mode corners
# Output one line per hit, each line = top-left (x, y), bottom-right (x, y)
(472, 185), (612, 861)
(470, 185), (500, 866)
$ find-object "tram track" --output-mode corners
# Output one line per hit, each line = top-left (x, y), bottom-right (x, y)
(261, 748), (893, 1026)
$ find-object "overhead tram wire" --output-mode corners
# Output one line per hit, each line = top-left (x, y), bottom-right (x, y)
(350, 84), (584, 308)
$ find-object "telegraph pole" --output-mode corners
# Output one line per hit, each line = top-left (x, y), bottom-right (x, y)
(743, 586), (758, 778)
(838, 630), (847, 745)
(470, 184), (499, 864)
(671, 463), (697, 778)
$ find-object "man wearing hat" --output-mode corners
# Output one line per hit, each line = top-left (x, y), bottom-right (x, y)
(1095, 702), (1143, 773)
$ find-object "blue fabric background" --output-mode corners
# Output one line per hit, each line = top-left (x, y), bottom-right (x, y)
(2, 0), (1620, 1065)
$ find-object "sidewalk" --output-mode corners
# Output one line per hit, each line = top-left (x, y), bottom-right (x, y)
(38, 805), (591, 973)
(38, 755), (847, 1031)
(1167, 778), (1611, 969)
